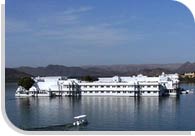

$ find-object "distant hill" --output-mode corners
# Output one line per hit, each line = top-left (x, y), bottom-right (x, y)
(82, 63), (181, 75)
(176, 62), (195, 73)
(14, 65), (116, 77)
(5, 68), (32, 82)
(14, 64), (181, 77)
(6, 62), (195, 82)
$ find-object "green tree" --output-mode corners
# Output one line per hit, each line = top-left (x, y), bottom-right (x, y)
(81, 75), (98, 82)
(17, 77), (35, 90)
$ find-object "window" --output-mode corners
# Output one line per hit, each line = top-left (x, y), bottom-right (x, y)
(147, 91), (151, 93)
(117, 86), (120, 88)
(123, 86), (126, 88)
(101, 86), (104, 88)
(153, 91), (157, 93)
(112, 91), (116, 93)
(95, 86), (98, 88)
(101, 91), (104, 93)
(112, 86), (115, 88)
(106, 86), (110, 88)
(95, 91), (99, 93)
(123, 91), (126, 93)
(117, 91), (120, 93)
(106, 91), (110, 93)
(147, 85), (151, 88)
(89, 91), (93, 93)
(89, 86), (92, 88)
(139, 86), (143, 88)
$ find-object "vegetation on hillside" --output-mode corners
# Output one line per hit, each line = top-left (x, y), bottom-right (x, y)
(5, 68), (32, 82)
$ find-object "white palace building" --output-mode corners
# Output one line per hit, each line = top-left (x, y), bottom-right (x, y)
(15, 73), (180, 97)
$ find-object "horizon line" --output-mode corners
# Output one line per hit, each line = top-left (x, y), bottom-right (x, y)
(5, 61), (195, 68)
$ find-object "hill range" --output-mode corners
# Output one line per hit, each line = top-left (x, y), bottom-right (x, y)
(5, 62), (195, 82)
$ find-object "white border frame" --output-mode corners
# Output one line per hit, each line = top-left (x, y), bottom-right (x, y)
(1, 0), (195, 135)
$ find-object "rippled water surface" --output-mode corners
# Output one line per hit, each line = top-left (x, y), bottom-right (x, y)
(5, 83), (195, 131)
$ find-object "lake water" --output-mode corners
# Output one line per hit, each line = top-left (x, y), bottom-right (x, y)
(5, 83), (195, 131)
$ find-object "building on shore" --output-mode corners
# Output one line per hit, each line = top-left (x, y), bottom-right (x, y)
(15, 72), (180, 97)
(180, 72), (195, 78)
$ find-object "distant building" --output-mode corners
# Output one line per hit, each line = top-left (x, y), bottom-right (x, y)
(182, 72), (195, 78)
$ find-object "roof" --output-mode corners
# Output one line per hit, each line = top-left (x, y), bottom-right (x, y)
(74, 115), (87, 119)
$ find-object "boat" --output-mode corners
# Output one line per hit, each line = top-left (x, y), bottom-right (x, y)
(179, 88), (186, 94)
(73, 115), (88, 126)
(180, 90), (187, 94)
(186, 89), (194, 94)
(180, 89), (194, 94)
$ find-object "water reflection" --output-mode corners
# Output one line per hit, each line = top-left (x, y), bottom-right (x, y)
(13, 95), (181, 130)
(5, 82), (195, 131)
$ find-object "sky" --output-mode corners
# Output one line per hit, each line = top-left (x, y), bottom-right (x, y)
(5, 0), (195, 67)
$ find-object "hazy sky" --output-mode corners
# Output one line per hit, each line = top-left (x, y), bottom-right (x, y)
(5, 0), (195, 67)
